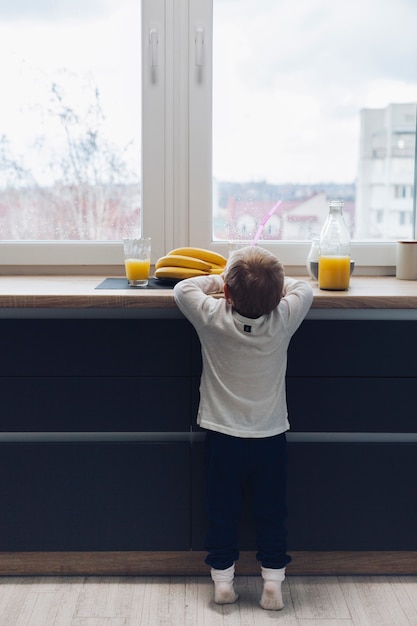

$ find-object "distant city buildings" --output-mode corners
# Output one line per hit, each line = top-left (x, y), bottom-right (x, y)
(213, 182), (355, 242)
(213, 103), (416, 242)
(356, 102), (416, 240)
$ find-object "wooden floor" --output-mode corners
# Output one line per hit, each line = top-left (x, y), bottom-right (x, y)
(0, 575), (416, 626)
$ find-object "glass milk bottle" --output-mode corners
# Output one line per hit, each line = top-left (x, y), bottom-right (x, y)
(318, 199), (351, 290)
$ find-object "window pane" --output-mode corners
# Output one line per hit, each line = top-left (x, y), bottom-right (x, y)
(212, 0), (417, 242)
(0, 0), (141, 240)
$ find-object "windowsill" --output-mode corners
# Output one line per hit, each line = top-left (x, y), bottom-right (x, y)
(0, 274), (416, 311)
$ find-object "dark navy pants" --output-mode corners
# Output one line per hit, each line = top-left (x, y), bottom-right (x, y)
(204, 429), (292, 570)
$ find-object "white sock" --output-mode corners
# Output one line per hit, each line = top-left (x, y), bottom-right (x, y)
(210, 564), (238, 604)
(260, 566), (285, 611)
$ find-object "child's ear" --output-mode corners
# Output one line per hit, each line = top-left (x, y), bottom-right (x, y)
(224, 283), (233, 304)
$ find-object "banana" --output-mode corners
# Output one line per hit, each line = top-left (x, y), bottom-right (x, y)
(167, 247), (227, 268)
(154, 266), (210, 280)
(209, 266), (224, 275)
(155, 254), (212, 272)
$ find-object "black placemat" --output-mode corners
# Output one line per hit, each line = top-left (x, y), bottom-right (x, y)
(95, 277), (176, 290)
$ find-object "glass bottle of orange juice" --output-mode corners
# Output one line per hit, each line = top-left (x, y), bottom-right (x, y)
(318, 199), (351, 290)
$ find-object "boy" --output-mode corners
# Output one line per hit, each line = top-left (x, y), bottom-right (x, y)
(173, 246), (313, 610)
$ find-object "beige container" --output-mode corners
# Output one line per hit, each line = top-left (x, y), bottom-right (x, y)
(396, 240), (417, 280)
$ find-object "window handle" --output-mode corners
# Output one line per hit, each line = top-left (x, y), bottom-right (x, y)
(195, 26), (204, 67)
(149, 27), (158, 68)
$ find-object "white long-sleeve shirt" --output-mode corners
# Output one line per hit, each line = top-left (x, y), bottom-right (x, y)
(173, 274), (313, 438)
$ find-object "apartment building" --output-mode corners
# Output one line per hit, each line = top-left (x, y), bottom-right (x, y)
(356, 103), (416, 239)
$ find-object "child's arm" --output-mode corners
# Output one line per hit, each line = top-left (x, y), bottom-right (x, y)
(173, 274), (224, 326)
(280, 277), (314, 332)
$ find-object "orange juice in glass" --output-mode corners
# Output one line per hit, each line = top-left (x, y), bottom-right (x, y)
(123, 237), (151, 287)
(318, 255), (350, 290)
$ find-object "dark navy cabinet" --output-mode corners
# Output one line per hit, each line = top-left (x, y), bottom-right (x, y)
(190, 318), (417, 553)
(0, 318), (192, 551)
(0, 315), (416, 557)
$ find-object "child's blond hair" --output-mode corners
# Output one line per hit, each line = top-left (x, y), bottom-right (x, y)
(223, 246), (285, 318)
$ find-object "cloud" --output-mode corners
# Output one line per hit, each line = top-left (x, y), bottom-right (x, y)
(0, 0), (114, 21)
(218, 0), (417, 93)
(213, 0), (417, 182)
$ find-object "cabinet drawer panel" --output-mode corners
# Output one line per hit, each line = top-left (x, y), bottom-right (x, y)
(288, 320), (417, 377)
(0, 443), (190, 551)
(0, 319), (192, 376)
(0, 377), (191, 432)
(287, 378), (417, 432)
(192, 377), (417, 434)
(191, 441), (417, 551)
(287, 443), (417, 550)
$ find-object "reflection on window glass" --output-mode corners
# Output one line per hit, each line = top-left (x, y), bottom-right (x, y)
(0, 0), (141, 240)
(212, 0), (417, 242)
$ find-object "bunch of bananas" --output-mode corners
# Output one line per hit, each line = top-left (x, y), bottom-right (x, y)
(154, 247), (227, 280)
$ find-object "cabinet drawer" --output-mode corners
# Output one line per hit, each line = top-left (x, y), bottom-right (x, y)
(0, 443), (190, 551)
(191, 441), (417, 552)
(0, 319), (192, 376)
(287, 442), (417, 550)
(0, 377), (191, 432)
(287, 378), (417, 432)
(288, 320), (417, 377)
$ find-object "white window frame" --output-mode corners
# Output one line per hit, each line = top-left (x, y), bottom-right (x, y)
(0, 0), (415, 274)
(0, 0), (169, 271)
(188, 0), (415, 274)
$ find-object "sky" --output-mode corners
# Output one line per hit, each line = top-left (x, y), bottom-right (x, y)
(0, 0), (416, 187)
(0, 0), (113, 20)
(0, 0), (140, 184)
(212, 0), (417, 184)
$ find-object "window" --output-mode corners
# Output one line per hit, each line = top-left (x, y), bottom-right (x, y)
(189, 0), (417, 268)
(1, 0), (141, 241)
(2, 0), (417, 271)
(394, 185), (413, 199)
(403, 211), (412, 226)
(1, 0), (142, 265)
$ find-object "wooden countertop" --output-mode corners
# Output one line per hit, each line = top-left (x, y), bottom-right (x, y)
(0, 275), (416, 309)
